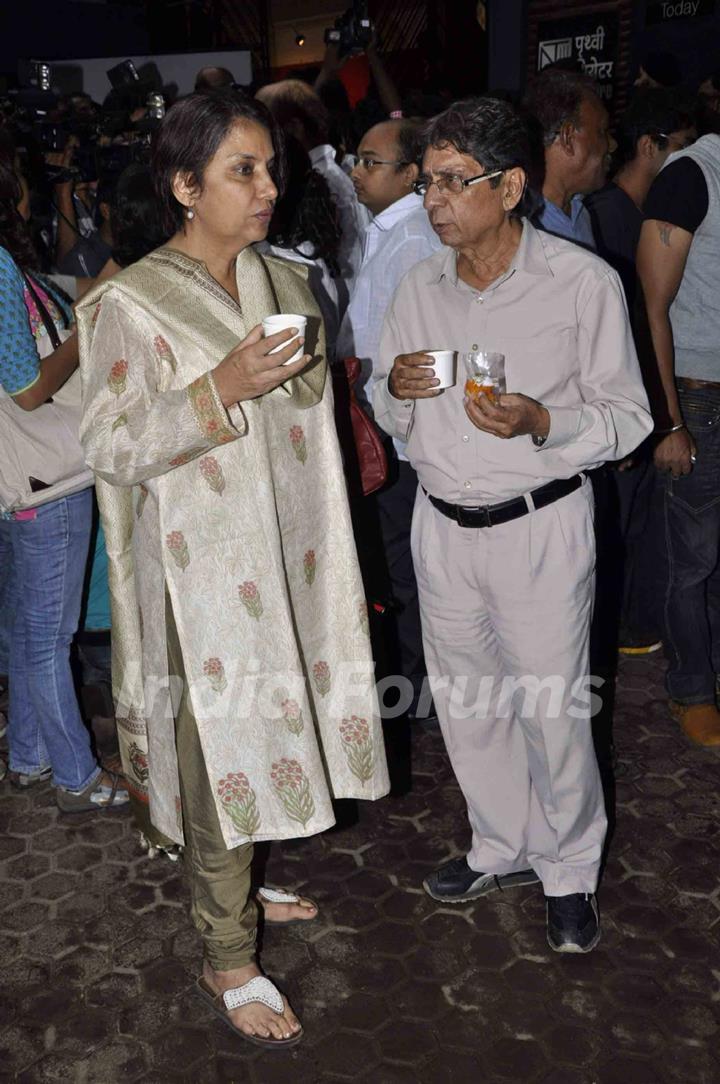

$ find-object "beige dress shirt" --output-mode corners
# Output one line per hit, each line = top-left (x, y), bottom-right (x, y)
(373, 220), (653, 504)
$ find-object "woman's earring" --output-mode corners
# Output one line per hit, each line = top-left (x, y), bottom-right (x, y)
(186, 207), (194, 220)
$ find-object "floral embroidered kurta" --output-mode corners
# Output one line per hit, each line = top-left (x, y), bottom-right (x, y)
(77, 246), (389, 847)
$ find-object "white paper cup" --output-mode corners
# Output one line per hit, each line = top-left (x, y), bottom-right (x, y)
(424, 349), (456, 389)
(262, 314), (307, 365)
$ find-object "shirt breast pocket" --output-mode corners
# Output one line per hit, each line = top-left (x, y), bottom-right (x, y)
(499, 328), (577, 399)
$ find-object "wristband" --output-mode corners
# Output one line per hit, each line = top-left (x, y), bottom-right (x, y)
(654, 422), (686, 435)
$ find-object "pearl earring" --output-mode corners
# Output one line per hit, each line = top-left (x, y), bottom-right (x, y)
(186, 208), (194, 220)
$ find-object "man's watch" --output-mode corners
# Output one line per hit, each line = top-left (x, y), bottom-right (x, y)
(532, 433), (547, 447)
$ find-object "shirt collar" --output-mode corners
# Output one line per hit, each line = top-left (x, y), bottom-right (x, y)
(309, 144), (335, 166)
(427, 219), (552, 286)
(542, 192), (586, 224)
(370, 191), (424, 233)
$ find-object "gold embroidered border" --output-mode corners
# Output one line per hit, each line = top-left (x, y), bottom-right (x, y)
(187, 373), (236, 446)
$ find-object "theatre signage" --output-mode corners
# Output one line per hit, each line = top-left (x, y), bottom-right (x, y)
(536, 12), (618, 105)
(646, 0), (715, 22)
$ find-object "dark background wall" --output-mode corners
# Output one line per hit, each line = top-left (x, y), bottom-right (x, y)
(0, 1), (149, 76)
(1, 0), (719, 97)
(632, 0), (720, 86)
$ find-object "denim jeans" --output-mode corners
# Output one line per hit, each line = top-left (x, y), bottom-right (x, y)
(4, 488), (100, 790)
(663, 385), (720, 703)
(0, 522), (13, 675)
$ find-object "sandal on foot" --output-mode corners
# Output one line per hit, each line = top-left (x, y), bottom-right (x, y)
(138, 832), (182, 862)
(257, 886), (319, 925)
(56, 770), (130, 813)
(9, 766), (52, 790)
(196, 975), (303, 1049)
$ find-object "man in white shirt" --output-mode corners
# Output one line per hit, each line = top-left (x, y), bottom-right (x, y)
(338, 119), (442, 718)
(256, 80), (370, 308)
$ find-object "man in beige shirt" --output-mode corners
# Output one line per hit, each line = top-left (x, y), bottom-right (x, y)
(373, 97), (652, 953)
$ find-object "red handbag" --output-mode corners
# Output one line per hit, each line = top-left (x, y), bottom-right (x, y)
(332, 357), (389, 497)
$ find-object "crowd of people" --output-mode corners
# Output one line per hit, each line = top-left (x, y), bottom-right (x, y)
(0, 41), (719, 1046)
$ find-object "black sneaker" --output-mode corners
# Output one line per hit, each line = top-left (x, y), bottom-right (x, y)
(423, 856), (540, 903)
(546, 893), (600, 953)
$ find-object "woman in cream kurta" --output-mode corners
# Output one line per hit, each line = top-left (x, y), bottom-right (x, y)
(76, 90), (388, 1046)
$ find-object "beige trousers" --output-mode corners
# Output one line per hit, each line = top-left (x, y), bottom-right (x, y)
(166, 597), (257, 970)
(412, 481), (607, 896)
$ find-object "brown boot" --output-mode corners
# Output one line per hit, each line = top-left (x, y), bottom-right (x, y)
(669, 702), (720, 747)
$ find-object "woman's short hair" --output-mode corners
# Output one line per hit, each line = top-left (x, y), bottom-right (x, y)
(423, 96), (536, 218)
(152, 89), (285, 236)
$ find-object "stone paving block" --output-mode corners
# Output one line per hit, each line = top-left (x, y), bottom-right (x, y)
(81, 1038), (149, 1081)
(0, 653), (718, 1082)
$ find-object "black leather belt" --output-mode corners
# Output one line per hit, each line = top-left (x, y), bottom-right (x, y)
(425, 475), (583, 528)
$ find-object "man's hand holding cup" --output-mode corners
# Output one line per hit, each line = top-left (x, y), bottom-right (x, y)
(389, 350), (453, 400)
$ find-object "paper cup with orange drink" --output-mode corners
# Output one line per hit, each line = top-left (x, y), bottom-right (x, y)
(463, 351), (506, 404)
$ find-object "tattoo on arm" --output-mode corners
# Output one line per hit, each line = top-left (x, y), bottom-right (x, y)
(658, 221), (675, 246)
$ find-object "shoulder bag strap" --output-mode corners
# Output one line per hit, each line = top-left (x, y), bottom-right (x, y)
(22, 271), (63, 351)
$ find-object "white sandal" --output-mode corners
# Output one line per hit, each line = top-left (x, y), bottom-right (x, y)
(196, 974), (302, 1048)
(256, 886), (319, 925)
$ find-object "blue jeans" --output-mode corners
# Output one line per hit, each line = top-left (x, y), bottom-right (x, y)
(663, 385), (720, 703)
(0, 522), (13, 675)
(4, 488), (100, 790)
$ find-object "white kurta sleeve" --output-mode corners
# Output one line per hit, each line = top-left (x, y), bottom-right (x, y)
(80, 291), (245, 487)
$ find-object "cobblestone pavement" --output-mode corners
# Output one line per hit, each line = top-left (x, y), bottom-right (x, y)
(1, 654), (719, 1084)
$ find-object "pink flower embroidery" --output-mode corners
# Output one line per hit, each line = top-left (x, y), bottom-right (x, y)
(312, 661), (331, 698)
(270, 758), (315, 827)
(154, 334), (177, 372)
(166, 530), (190, 571)
(281, 698), (304, 735)
(217, 772), (260, 835)
(289, 425), (307, 464)
(188, 374), (236, 445)
(199, 455), (225, 495)
(203, 657), (227, 694)
(107, 359), (128, 396)
(169, 451), (193, 467)
(303, 549), (316, 586)
(238, 581), (263, 619)
(168, 447), (205, 468)
(339, 715), (375, 784)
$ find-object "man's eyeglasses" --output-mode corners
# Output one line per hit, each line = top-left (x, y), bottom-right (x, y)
(414, 169), (505, 197)
(658, 132), (696, 150)
(356, 156), (407, 171)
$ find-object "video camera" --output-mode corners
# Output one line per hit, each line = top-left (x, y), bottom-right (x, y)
(5, 57), (163, 185)
(324, 0), (373, 58)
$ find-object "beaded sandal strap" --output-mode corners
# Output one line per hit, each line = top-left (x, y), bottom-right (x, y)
(257, 886), (300, 905)
(222, 976), (284, 1015)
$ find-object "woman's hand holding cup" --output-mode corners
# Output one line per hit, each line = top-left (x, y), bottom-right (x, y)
(212, 324), (311, 407)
